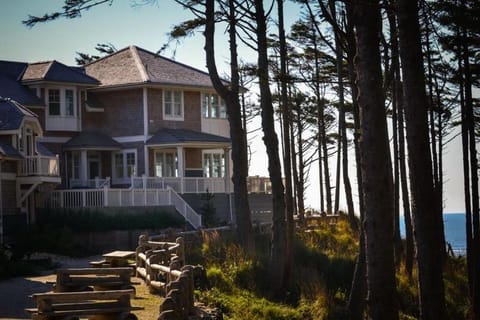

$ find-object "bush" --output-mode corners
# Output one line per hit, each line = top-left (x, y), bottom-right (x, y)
(36, 208), (184, 232)
(206, 266), (233, 292)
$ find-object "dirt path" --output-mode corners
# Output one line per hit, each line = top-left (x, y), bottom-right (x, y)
(0, 254), (101, 319)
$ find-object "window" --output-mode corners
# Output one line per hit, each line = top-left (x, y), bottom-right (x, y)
(155, 151), (177, 177)
(203, 152), (225, 177)
(47, 88), (77, 117)
(112, 150), (137, 179)
(65, 89), (75, 116)
(48, 89), (61, 116)
(202, 93), (227, 119)
(72, 152), (80, 179)
(163, 90), (183, 120)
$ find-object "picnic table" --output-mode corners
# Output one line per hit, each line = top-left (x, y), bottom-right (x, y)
(103, 251), (136, 268)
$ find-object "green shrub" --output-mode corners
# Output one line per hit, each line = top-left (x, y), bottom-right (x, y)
(36, 208), (184, 232)
(206, 266), (233, 292)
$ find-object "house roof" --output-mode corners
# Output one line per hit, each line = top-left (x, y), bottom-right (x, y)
(0, 97), (39, 131)
(36, 141), (55, 157)
(21, 60), (99, 85)
(0, 142), (23, 160)
(63, 131), (122, 150)
(0, 73), (44, 106)
(146, 128), (231, 146)
(85, 46), (223, 89)
(0, 61), (44, 106)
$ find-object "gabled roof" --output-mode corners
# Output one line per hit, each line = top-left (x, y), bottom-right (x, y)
(0, 97), (39, 131)
(85, 46), (222, 89)
(21, 60), (99, 85)
(63, 131), (122, 150)
(147, 128), (231, 146)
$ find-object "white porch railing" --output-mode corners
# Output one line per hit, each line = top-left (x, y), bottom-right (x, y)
(45, 187), (202, 229)
(69, 177), (111, 189)
(131, 176), (232, 194)
(18, 155), (59, 176)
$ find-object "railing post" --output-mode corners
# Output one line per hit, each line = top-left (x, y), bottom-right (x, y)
(60, 191), (64, 208)
(104, 186), (108, 207)
(82, 190), (86, 207)
(142, 174), (147, 190)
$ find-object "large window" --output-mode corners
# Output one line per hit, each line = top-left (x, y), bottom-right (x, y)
(65, 89), (75, 116)
(203, 152), (225, 178)
(163, 90), (183, 120)
(202, 93), (226, 119)
(48, 89), (61, 116)
(113, 150), (137, 180)
(72, 152), (80, 179)
(47, 88), (77, 117)
(155, 151), (177, 177)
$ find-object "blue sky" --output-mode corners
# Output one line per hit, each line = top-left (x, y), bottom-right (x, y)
(0, 1), (469, 213)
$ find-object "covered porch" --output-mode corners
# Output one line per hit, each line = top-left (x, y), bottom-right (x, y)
(62, 131), (122, 189)
(144, 128), (232, 194)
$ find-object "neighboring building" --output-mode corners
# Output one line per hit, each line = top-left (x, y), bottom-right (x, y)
(0, 46), (272, 235)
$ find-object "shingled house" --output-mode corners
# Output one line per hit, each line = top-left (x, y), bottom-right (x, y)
(0, 46), (272, 234)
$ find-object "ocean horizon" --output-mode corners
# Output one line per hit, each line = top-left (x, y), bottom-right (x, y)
(400, 213), (466, 255)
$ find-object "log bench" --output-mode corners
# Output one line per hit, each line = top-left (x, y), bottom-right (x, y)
(25, 289), (142, 320)
(54, 268), (136, 293)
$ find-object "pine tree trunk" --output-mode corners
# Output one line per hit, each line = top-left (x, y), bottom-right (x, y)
(397, 0), (447, 318)
(330, 0), (355, 226)
(204, 0), (254, 252)
(354, 1), (398, 318)
(277, 0), (294, 287)
(461, 16), (480, 316)
(254, 0), (288, 298)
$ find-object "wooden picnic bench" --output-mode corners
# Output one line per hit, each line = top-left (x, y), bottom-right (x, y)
(91, 251), (136, 269)
(54, 267), (135, 293)
(25, 289), (142, 320)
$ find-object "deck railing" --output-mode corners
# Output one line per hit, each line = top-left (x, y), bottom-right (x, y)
(130, 176), (232, 194)
(45, 187), (202, 229)
(18, 155), (59, 176)
(130, 175), (275, 194)
(70, 177), (111, 189)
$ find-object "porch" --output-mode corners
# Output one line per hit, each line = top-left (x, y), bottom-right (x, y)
(17, 155), (60, 177)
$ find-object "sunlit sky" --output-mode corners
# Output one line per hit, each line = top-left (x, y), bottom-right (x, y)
(0, 1), (469, 213)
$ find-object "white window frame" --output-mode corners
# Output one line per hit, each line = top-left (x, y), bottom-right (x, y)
(71, 151), (80, 180)
(112, 149), (138, 180)
(203, 151), (225, 178)
(202, 93), (227, 119)
(163, 90), (184, 121)
(154, 150), (178, 177)
(46, 87), (78, 118)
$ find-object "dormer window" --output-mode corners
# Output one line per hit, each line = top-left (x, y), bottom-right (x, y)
(163, 90), (184, 121)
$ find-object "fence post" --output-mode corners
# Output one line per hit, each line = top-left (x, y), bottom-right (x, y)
(104, 186), (108, 207)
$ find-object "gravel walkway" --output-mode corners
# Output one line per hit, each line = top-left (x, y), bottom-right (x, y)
(0, 254), (102, 320)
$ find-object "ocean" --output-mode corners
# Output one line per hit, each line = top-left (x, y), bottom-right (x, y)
(400, 213), (466, 255)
